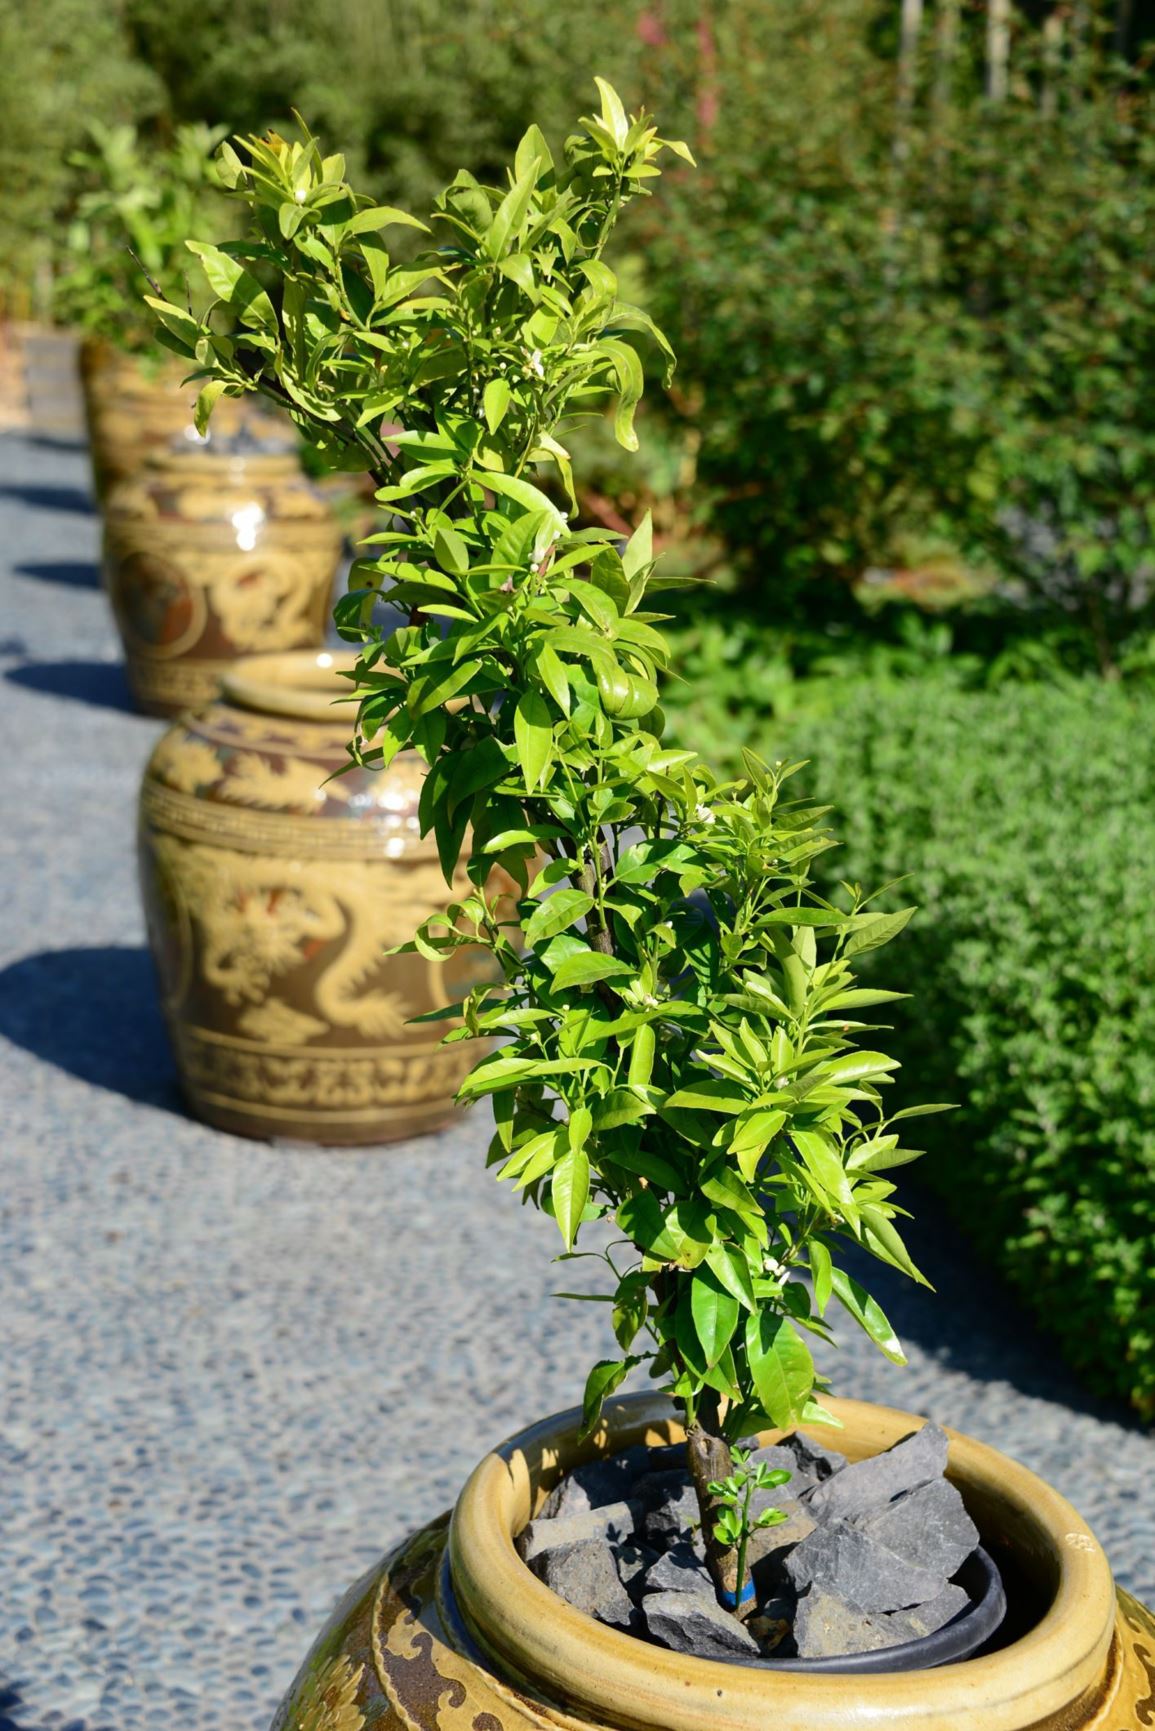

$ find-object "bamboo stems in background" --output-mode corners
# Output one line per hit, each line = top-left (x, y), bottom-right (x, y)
(987, 0), (1011, 100)
(933, 0), (960, 113)
(1115, 0), (1134, 54)
(898, 0), (925, 120)
(1042, 9), (1064, 116)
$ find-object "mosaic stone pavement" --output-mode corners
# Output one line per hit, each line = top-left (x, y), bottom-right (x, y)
(0, 429), (1152, 1731)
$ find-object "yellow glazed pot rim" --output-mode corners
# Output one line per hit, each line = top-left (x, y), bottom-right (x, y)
(222, 650), (360, 725)
(448, 1391), (1118, 1731)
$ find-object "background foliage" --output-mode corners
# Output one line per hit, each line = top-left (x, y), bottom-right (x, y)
(787, 680), (1155, 1418)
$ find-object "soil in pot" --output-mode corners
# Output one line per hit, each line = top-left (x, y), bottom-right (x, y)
(518, 1421), (1005, 1669)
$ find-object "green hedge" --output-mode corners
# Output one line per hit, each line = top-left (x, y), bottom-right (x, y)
(784, 680), (1155, 1417)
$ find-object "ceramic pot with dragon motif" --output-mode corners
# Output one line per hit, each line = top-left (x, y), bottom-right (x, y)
(102, 442), (342, 717)
(270, 1390), (1155, 1731)
(138, 649), (497, 1146)
(80, 339), (283, 500)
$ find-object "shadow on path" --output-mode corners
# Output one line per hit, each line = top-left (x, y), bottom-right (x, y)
(0, 945), (181, 1114)
(14, 559), (100, 589)
(0, 482), (94, 516)
(833, 1183), (1141, 1432)
(22, 432), (88, 456)
(5, 660), (136, 714)
(0, 1681), (29, 1731)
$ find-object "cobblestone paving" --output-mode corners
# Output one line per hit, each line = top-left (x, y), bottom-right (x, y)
(0, 430), (1152, 1731)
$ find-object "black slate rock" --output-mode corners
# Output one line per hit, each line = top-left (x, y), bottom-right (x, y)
(638, 1478), (699, 1551)
(804, 1424), (949, 1523)
(615, 1541), (658, 1599)
(531, 1538), (635, 1630)
(641, 1543), (713, 1597)
(520, 1500), (641, 1563)
(793, 1587), (900, 1658)
(855, 1477), (979, 1584)
(748, 1498), (817, 1592)
(540, 1445), (650, 1518)
(783, 1521), (955, 1613)
(643, 1589), (760, 1658)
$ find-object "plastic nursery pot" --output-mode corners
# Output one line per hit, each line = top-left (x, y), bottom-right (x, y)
(79, 339), (283, 500)
(138, 649), (507, 1146)
(102, 442), (341, 717)
(270, 1392), (1155, 1731)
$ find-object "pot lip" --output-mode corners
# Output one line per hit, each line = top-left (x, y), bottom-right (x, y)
(221, 650), (361, 724)
(448, 1391), (1118, 1731)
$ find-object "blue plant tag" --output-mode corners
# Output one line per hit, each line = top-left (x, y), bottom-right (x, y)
(720, 1579), (757, 1610)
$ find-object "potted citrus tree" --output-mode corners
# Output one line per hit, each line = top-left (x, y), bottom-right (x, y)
(58, 121), (283, 496)
(155, 86), (1155, 1729)
(59, 121), (342, 715)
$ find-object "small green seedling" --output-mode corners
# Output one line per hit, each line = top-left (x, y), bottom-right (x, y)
(708, 1449), (792, 1614)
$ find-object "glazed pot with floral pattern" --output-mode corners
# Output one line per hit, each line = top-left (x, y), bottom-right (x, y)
(102, 439), (342, 717)
(80, 339), (283, 500)
(138, 649), (499, 1145)
(270, 1391), (1155, 1731)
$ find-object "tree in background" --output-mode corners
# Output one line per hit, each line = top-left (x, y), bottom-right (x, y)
(0, 0), (161, 316)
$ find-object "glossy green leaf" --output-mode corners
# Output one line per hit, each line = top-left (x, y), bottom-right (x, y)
(830, 1268), (906, 1365)
(514, 690), (553, 792)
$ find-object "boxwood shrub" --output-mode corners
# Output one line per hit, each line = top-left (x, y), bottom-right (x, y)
(786, 679), (1155, 1417)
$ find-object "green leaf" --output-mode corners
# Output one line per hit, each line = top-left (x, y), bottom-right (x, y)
(621, 510), (653, 581)
(745, 1313), (814, 1429)
(860, 1205), (932, 1288)
(830, 1268), (906, 1365)
(433, 523), (471, 577)
(408, 657), (481, 718)
(790, 1130), (855, 1214)
(552, 951), (634, 991)
(809, 1240), (834, 1316)
(524, 889), (594, 948)
(705, 1242), (757, 1311)
(193, 379), (227, 436)
(691, 1267), (740, 1365)
(533, 642), (571, 715)
(478, 469), (567, 537)
(456, 1054), (595, 1099)
(758, 905), (848, 928)
(594, 76), (629, 148)
(843, 907), (916, 958)
(665, 1078), (750, 1115)
(345, 204), (429, 234)
(186, 241), (276, 330)
(627, 1022), (656, 1087)
(514, 690), (554, 792)
(580, 1357), (638, 1437)
(447, 736), (508, 813)
(602, 337), (644, 451)
(483, 378), (512, 434)
(552, 1147), (591, 1249)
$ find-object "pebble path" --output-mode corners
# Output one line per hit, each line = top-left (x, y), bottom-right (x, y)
(0, 428), (1152, 1731)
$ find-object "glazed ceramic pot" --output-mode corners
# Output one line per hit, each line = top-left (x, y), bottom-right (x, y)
(139, 649), (498, 1145)
(80, 339), (282, 499)
(271, 1392), (1155, 1731)
(103, 443), (341, 716)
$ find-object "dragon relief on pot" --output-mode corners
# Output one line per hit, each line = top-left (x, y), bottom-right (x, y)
(140, 695), (503, 1142)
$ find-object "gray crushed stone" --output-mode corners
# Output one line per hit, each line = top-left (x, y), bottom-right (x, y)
(1, 429), (1153, 1730)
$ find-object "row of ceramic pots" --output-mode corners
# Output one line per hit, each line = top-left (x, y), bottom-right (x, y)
(74, 346), (474, 1145)
(84, 342), (349, 718)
